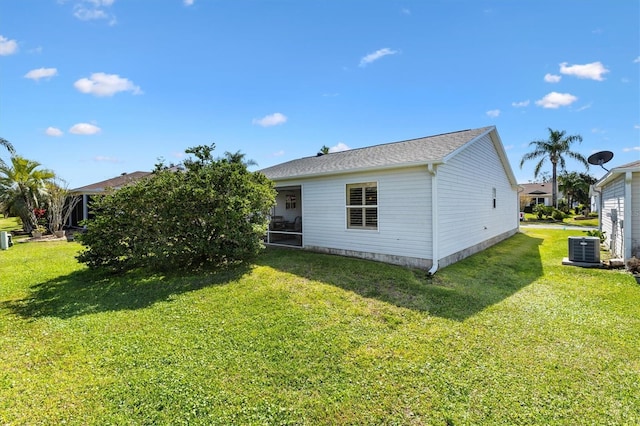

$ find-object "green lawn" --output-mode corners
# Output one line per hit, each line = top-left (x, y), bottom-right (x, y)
(0, 216), (21, 233)
(1, 226), (638, 424)
(521, 212), (599, 228)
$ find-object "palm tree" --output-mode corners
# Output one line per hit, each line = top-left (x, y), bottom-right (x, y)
(0, 137), (15, 168)
(520, 128), (588, 208)
(559, 171), (596, 211)
(0, 155), (55, 232)
(319, 145), (330, 155)
(223, 150), (257, 167)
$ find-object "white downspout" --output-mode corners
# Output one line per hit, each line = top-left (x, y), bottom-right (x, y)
(590, 184), (602, 232)
(428, 163), (439, 275)
(624, 171), (632, 261)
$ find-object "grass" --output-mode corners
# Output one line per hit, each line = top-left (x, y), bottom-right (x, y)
(521, 212), (599, 228)
(1, 223), (639, 424)
(0, 216), (21, 233)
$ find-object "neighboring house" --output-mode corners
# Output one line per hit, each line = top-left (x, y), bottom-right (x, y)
(260, 126), (519, 272)
(593, 160), (640, 261)
(68, 171), (152, 227)
(518, 182), (555, 212)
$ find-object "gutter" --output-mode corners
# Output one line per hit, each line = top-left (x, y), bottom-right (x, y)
(427, 163), (439, 275)
(265, 160), (445, 182)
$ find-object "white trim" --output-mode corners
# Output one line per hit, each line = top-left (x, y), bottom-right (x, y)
(428, 164), (439, 275)
(624, 171), (633, 260)
(344, 180), (379, 231)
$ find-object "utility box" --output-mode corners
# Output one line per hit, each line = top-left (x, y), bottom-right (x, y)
(568, 236), (600, 263)
(0, 231), (13, 250)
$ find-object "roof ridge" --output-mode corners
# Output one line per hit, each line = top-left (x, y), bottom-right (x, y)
(294, 126), (493, 161)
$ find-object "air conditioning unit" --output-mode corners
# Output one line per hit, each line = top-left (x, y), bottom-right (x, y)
(568, 236), (600, 263)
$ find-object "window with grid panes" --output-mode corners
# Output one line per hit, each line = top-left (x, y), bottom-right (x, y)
(346, 182), (378, 230)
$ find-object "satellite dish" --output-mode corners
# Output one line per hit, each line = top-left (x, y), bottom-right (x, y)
(588, 150), (613, 172)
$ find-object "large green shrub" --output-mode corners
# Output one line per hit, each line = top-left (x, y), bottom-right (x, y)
(551, 208), (565, 221)
(77, 145), (275, 271)
(533, 203), (553, 219)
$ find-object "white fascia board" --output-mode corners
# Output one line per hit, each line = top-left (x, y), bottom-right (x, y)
(270, 161), (444, 183)
(595, 166), (640, 189)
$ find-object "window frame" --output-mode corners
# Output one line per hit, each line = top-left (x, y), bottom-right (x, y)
(346, 182), (378, 230)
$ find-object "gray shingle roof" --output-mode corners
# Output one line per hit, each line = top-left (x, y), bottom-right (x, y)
(260, 126), (495, 180)
(70, 171), (152, 194)
(518, 182), (552, 196)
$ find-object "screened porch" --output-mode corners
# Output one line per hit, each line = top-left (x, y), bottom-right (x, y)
(266, 186), (302, 247)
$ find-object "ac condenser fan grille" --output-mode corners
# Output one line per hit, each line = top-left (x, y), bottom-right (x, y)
(568, 237), (600, 263)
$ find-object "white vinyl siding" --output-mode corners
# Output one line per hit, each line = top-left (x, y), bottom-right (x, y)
(601, 175), (625, 257)
(286, 167), (432, 261)
(436, 133), (518, 261)
(631, 173), (640, 258)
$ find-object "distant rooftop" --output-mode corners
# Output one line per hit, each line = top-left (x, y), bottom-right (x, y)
(71, 171), (152, 194)
(519, 182), (552, 196)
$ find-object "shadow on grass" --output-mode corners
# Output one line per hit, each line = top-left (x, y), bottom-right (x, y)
(2, 263), (251, 320)
(258, 232), (544, 321)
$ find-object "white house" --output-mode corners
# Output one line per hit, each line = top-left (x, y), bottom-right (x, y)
(260, 126), (519, 273)
(518, 182), (555, 211)
(593, 160), (640, 261)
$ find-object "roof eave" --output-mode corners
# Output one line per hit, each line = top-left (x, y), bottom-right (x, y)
(269, 160), (445, 182)
(595, 165), (640, 189)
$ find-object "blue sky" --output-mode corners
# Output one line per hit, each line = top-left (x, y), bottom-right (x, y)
(1, 0), (638, 188)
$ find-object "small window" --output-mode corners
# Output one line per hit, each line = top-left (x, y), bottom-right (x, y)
(346, 182), (378, 230)
(492, 187), (497, 209)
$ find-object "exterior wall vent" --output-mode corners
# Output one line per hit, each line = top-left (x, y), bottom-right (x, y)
(568, 236), (600, 263)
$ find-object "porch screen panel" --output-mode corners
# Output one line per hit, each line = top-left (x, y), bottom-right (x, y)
(346, 183), (378, 230)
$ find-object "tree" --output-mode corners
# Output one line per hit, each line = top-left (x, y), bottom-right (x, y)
(45, 178), (81, 233)
(0, 137), (15, 167)
(0, 156), (55, 233)
(520, 128), (589, 208)
(222, 150), (257, 167)
(558, 171), (596, 211)
(77, 144), (275, 272)
(319, 145), (330, 155)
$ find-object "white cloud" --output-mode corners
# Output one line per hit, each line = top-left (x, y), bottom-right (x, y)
(74, 72), (142, 97)
(184, 0), (195, 5)
(70, 123), (101, 135)
(634, 57), (640, 63)
(252, 112), (287, 127)
(401, 8), (411, 15)
(512, 100), (530, 108)
(635, 124), (640, 129)
(486, 109), (500, 118)
(45, 127), (64, 137)
(329, 142), (350, 153)
(559, 61), (609, 81)
(359, 48), (398, 67)
(623, 146), (640, 152)
(576, 102), (593, 112)
(504, 144), (514, 151)
(272, 150), (285, 157)
(544, 73), (561, 83)
(73, 0), (116, 25)
(93, 156), (120, 162)
(535, 92), (578, 109)
(24, 67), (58, 81)
(0, 35), (18, 56)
